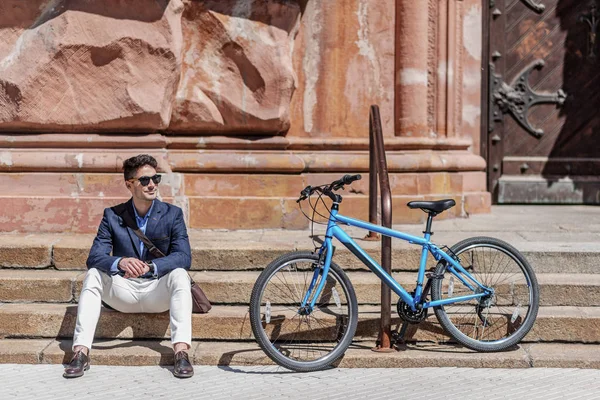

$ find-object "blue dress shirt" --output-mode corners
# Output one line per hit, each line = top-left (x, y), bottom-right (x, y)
(110, 201), (156, 277)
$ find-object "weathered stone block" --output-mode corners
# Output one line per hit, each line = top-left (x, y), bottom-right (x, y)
(462, 171), (487, 192)
(184, 174), (304, 197)
(189, 197), (282, 229)
(0, 271), (78, 302)
(430, 173), (451, 194)
(390, 174), (419, 195)
(0, 339), (51, 364)
(0, 197), (176, 233)
(288, 0), (395, 137)
(171, 1), (301, 134)
(525, 307), (600, 343)
(0, 173), (128, 197)
(0, 235), (52, 268)
(464, 192), (492, 215)
(190, 242), (294, 271)
(53, 236), (94, 270)
(0, 0), (184, 131)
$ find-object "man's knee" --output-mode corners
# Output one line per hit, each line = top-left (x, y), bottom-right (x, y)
(166, 268), (190, 290)
(82, 268), (106, 291)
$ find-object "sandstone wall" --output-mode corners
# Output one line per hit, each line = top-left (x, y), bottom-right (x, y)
(0, 0), (490, 232)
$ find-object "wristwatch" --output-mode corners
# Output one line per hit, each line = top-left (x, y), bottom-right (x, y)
(146, 261), (158, 279)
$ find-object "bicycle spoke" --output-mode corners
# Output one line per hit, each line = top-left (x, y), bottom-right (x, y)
(432, 238), (538, 350)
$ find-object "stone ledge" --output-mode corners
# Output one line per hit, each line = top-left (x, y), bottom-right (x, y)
(526, 343), (600, 368)
(0, 134), (168, 149)
(0, 135), (474, 152)
(5, 230), (600, 273)
(2, 304), (600, 343)
(167, 136), (474, 151)
(0, 149), (486, 174)
(3, 270), (600, 307)
(8, 339), (600, 369)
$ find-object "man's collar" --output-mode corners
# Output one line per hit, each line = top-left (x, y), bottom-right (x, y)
(133, 200), (155, 222)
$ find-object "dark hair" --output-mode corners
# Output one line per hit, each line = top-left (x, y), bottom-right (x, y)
(123, 154), (158, 180)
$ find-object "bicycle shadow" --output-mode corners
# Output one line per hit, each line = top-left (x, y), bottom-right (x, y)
(210, 309), (522, 374)
(216, 350), (296, 375)
(215, 346), (346, 374)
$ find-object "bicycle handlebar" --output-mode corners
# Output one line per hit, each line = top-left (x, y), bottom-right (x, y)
(333, 174), (361, 188)
(297, 174), (362, 203)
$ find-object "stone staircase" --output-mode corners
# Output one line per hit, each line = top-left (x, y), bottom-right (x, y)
(2, 215), (600, 368)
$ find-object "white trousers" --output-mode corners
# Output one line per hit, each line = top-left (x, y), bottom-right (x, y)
(72, 268), (192, 351)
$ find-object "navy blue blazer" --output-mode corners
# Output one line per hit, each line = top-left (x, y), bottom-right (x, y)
(86, 199), (192, 279)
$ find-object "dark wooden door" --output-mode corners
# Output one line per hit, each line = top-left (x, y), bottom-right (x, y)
(487, 0), (600, 203)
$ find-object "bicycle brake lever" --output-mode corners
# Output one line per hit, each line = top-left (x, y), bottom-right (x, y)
(297, 186), (312, 202)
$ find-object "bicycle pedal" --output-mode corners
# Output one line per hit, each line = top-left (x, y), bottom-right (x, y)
(390, 331), (407, 350)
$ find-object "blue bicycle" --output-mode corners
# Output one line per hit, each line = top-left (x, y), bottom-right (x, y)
(249, 175), (539, 372)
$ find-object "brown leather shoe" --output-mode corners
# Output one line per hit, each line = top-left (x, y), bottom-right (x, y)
(63, 350), (90, 378)
(173, 351), (194, 378)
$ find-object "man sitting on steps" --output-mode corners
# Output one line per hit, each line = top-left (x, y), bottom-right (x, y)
(63, 154), (194, 379)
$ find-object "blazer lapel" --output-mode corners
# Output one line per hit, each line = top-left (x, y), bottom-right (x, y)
(120, 199), (142, 259)
(145, 199), (165, 239)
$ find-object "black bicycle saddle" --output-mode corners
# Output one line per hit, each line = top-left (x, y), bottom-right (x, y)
(407, 199), (456, 214)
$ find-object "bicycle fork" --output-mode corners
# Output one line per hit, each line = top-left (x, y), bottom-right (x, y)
(300, 241), (335, 314)
(299, 206), (341, 314)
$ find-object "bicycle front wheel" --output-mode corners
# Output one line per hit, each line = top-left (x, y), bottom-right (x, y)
(249, 251), (358, 372)
(431, 237), (539, 352)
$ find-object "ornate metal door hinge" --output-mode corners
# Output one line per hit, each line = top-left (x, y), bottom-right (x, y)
(489, 60), (566, 137)
(579, 2), (599, 60)
(521, 0), (546, 14)
(490, 1), (545, 17)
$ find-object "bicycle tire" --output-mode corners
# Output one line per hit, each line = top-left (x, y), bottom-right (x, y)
(249, 251), (358, 372)
(431, 237), (539, 352)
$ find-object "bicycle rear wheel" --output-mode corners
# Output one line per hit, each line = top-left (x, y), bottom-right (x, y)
(249, 251), (358, 372)
(431, 237), (539, 352)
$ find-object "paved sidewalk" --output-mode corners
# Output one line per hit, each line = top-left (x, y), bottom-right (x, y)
(1, 364), (599, 399)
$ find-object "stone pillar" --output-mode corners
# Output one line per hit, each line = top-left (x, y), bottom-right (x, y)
(395, 0), (430, 137)
(435, 0), (460, 138)
(436, 0), (460, 138)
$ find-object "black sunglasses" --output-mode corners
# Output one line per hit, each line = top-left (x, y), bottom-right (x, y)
(128, 174), (161, 186)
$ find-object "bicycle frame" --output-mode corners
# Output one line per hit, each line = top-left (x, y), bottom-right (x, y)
(301, 204), (493, 312)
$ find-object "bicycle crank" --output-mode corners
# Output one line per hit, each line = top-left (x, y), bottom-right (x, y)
(397, 297), (428, 324)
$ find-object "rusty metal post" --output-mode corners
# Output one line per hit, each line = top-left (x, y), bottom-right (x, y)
(368, 105), (394, 352)
(364, 114), (380, 241)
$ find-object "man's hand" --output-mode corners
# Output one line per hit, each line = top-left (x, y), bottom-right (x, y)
(118, 257), (150, 278)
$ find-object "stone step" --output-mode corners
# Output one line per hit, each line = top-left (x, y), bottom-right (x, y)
(2, 339), (600, 369)
(3, 231), (600, 274)
(1, 303), (599, 343)
(1, 270), (600, 307)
